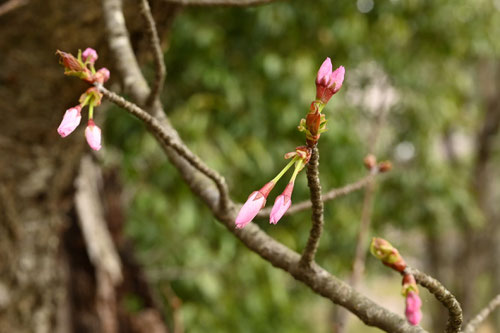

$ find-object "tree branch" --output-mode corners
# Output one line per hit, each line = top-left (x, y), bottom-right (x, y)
(97, 84), (230, 210)
(299, 146), (325, 268)
(258, 172), (377, 218)
(75, 156), (122, 333)
(138, 0), (166, 108)
(102, 0), (151, 104)
(0, 0), (28, 17)
(463, 293), (500, 333)
(161, 0), (281, 7)
(405, 267), (463, 333)
(100, 1), (429, 331)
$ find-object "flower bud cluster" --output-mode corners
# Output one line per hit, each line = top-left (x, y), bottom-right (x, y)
(56, 48), (109, 151)
(235, 147), (311, 228)
(298, 58), (344, 146)
(370, 238), (423, 326)
(236, 58), (344, 228)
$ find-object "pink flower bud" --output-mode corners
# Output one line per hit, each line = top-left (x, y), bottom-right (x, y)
(405, 291), (423, 326)
(57, 106), (82, 137)
(82, 47), (98, 64)
(56, 50), (91, 81)
(94, 67), (110, 83)
(270, 182), (294, 224)
(235, 181), (275, 229)
(316, 57), (333, 86)
(370, 237), (407, 273)
(315, 57), (345, 104)
(85, 120), (102, 151)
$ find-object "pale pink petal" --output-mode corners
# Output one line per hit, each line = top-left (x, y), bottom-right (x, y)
(330, 66), (345, 92)
(82, 48), (98, 64)
(405, 292), (422, 326)
(269, 182), (294, 224)
(85, 121), (102, 151)
(269, 195), (291, 224)
(235, 192), (266, 228)
(57, 106), (82, 137)
(316, 57), (332, 84)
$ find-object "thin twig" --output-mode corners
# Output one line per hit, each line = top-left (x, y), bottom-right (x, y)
(335, 175), (376, 332)
(299, 146), (324, 268)
(138, 0), (167, 108)
(462, 293), (500, 333)
(336, 98), (389, 332)
(405, 267), (463, 333)
(97, 84), (230, 210)
(161, 0), (280, 6)
(350, 173), (376, 284)
(258, 172), (377, 218)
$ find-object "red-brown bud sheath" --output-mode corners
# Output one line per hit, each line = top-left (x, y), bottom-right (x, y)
(378, 161), (392, 173)
(306, 110), (321, 137)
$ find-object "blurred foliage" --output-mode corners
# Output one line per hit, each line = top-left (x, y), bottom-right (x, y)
(104, 0), (500, 331)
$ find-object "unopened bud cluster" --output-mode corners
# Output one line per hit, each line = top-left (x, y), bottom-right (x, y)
(56, 48), (110, 150)
(363, 154), (392, 173)
(235, 147), (311, 228)
(236, 57), (345, 228)
(298, 57), (345, 146)
(370, 238), (423, 326)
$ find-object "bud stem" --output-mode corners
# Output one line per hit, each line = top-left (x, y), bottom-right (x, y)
(81, 95), (91, 108)
(272, 157), (298, 184)
(88, 103), (94, 120)
(290, 159), (305, 183)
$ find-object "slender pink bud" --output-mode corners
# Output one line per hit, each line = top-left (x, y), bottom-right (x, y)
(94, 67), (110, 84)
(405, 291), (423, 326)
(57, 106), (82, 137)
(330, 66), (345, 93)
(85, 120), (102, 151)
(315, 57), (345, 104)
(235, 181), (275, 229)
(82, 47), (98, 64)
(270, 182), (294, 224)
(316, 58), (333, 86)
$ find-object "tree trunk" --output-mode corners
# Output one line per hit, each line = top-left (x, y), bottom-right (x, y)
(0, 1), (102, 331)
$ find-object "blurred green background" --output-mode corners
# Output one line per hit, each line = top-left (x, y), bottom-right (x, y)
(103, 0), (500, 332)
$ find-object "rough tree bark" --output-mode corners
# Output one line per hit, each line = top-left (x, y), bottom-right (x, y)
(0, 1), (100, 331)
(0, 1), (177, 332)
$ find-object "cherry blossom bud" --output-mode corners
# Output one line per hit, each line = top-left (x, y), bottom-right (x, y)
(82, 47), (98, 64)
(364, 154), (377, 170)
(235, 181), (275, 229)
(85, 120), (102, 151)
(94, 67), (110, 84)
(378, 161), (392, 173)
(57, 106), (82, 137)
(315, 57), (345, 104)
(370, 237), (407, 273)
(56, 50), (91, 81)
(405, 291), (423, 326)
(270, 182), (294, 224)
